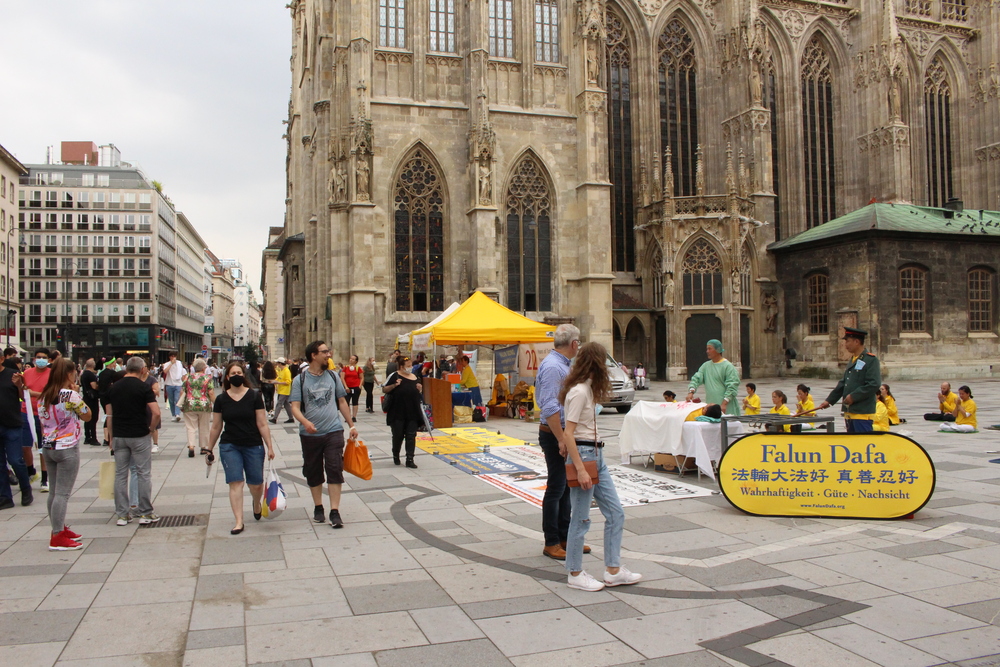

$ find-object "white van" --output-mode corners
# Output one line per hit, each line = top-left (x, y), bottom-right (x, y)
(603, 353), (635, 413)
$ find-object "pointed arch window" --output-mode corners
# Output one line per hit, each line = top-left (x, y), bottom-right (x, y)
(651, 246), (664, 308)
(506, 156), (552, 312)
(739, 242), (753, 307)
(801, 36), (836, 229)
(682, 238), (722, 306)
(658, 19), (698, 196)
(606, 10), (634, 272)
(393, 150), (444, 312)
(764, 56), (782, 240)
(924, 57), (954, 208)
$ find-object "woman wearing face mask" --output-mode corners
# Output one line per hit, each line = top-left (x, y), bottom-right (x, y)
(205, 361), (275, 534)
(382, 355), (422, 468)
(21, 349), (54, 495)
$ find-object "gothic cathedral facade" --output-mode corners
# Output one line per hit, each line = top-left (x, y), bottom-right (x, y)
(279, 0), (998, 379)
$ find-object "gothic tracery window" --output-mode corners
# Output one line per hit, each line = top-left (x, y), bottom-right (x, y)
(658, 18), (698, 196)
(651, 246), (664, 308)
(739, 242), (753, 307)
(764, 56), (782, 240)
(801, 36), (836, 229)
(924, 57), (954, 208)
(682, 238), (723, 306)
(394, 150), (444, 312)
(379, 0), (406, 48)
(506, 156), (552, 312)
(606, 10), (635, 272)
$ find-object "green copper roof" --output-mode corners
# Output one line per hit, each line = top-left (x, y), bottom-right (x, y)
(768, 203), (1000, 251)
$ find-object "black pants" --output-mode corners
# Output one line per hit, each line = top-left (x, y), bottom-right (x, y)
(261, 384), (275, 412)
(924, 413), (955, 422)
(364, 382), (375, 411)
(84, 397), (100, 442)
(539, 428), (570, 547)
(390, 419), (418, 461)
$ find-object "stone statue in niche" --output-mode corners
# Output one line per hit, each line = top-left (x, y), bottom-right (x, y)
(586, 43), (600, 84)
(335, 163), (347, 202)
(749, 60), (763, 106)
(478, 161), (492, 205)
(664, 272), (674, 307)
(888, 77), (902, 123)
(355, 159), (370, 201)
(762, 291), (778, 333)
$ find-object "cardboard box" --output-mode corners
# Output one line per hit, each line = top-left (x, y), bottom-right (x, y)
(489, 405), (507, 417)
(653, 453), (698, 471)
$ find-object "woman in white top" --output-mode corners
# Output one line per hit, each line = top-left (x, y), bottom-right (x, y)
(558, 342), (642, 592)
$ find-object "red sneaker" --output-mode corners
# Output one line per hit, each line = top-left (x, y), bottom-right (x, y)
(49, 532), (83, 551)
(62, 526), (82, 540)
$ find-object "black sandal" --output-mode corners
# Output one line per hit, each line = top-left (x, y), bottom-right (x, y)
(253, 501), (262, 521)
(231, 525), (244, 535)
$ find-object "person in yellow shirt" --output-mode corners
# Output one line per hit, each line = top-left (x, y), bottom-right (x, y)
(793, 383), (816, 430)
(269, 358), (294, 424)
(684, 403), (722, 421)
(873, 395), (890, 432)
(742, 383), (760, 415)
(457, 355), (482, 406)
(768, 390), (791, 432)
(924, 382), (958, 421)
(940, 385), (977, 432)
(880, 384), (902, 425)
(662, 390), (676, 402)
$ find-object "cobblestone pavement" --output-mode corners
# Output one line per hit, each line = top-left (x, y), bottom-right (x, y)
(1, 377), (998, 666)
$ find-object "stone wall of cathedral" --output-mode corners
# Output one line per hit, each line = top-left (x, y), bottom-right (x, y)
(280, 0), (999, 376)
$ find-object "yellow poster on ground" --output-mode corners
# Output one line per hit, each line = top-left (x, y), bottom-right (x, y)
(438, 427), (527, 449)
(414, 434), (481, 455)
(718, 432), (935, 519)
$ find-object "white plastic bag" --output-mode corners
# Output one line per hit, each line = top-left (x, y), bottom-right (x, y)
(261, 459), (286, 518)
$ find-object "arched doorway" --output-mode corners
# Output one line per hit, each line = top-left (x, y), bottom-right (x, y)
(624, 318), (645, 369)
(612, 320), (623, 361)
(685, 314), (722, 378)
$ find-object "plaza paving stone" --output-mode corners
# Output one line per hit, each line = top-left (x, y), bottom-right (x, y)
(0, 376), (998, 665)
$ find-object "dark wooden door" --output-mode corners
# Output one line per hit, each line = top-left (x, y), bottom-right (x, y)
(655, 315), (667, 380)
(740, 313), (751, 379)
(685, 314), (722, 378)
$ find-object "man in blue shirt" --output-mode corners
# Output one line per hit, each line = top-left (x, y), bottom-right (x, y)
(535, 324), (587, 560)
(290, 340), (358, 529)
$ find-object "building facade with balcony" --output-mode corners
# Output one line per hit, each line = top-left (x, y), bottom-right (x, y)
(16, 142), (209, 363)
(0, 143), (26, 351)
(260, 226), (286, 359)
(206, 249), (236, 362)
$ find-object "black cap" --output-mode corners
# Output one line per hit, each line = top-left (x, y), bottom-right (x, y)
(842, 327), (867, 340)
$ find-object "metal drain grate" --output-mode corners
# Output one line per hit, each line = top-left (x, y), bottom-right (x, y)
(138, 514), (209, 528)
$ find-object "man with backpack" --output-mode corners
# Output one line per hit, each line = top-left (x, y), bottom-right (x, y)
(289, 340), (359, 529)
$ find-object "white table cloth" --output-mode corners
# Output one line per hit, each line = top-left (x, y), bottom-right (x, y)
(619, 401), (744, 479)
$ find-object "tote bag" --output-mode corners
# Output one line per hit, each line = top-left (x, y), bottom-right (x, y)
(261, 459), (287, 518)
(343, 438), (373, 480)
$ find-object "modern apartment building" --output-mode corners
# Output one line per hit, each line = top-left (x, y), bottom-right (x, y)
(17, 141), (210, 363)
(0, 143), (26, 350)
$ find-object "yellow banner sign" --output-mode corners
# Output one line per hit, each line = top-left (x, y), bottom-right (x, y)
(438, 427), (527, 449)
(718, 433), (935, 519)
(414, 434), (481, 455)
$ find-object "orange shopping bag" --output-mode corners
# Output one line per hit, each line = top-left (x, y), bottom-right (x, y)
(343, 438), (373, 480)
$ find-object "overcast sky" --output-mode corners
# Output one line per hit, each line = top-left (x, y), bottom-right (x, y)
(0, 1), (290, 301)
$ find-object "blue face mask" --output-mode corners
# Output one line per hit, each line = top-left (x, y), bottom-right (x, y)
(34, 359), (49, 369)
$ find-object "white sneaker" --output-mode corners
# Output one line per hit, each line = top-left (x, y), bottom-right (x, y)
(604, 566), (642, 587)
(138, 513), (161, 524)
(116, 515), (132, 526)
(174, 415), (182, 422)
(568, 570), (605, 592)
(151, 445), (160, 454)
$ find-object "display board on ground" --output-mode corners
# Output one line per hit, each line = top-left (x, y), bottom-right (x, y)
(415, 427), (528, 455)
(436, 445), (714, 508)
(718, 432), (935, 519)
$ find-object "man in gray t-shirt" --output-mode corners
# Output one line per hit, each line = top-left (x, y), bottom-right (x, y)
(289, 341), (358, 529)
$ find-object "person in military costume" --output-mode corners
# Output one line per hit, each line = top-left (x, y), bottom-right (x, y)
(816, 327), (882, 433)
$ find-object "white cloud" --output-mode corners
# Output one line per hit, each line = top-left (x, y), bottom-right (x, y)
(0, 1), (291, 300)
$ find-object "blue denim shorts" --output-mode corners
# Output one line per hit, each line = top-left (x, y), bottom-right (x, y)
(219, 442), (265, 485)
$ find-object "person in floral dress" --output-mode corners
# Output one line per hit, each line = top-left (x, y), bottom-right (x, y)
(182, 358), (216, 458)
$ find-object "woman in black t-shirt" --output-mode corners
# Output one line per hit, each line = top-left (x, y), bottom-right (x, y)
(206, 361), (274, 535)
(382, 356), (423, 468)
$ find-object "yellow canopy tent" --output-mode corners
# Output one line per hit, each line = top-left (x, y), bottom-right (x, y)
(409, 290), (555, 347)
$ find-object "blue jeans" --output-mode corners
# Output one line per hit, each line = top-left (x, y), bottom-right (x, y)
(565, 445), (625, 574)
(846, 419), (873, 433)
(539, 428), (570, 546)
(0, 424), (30, 501)
(20, 412), (41, 449)
(164, 385), (182, 418)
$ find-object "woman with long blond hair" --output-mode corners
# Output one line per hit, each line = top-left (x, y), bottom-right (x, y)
(558, 342), (641, 592)
(38, 358), (92, 550)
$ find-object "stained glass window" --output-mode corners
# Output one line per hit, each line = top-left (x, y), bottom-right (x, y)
(379, 0), (406, 49)
(801, 36), (836, 228)
(658, 19), (698, 196)
(534, 0), (559, 63)
(924, 57), (954, 208)
(607, 10), (634, 272)
(489, 0), (514, 58)
(506, 156), (552, 312)
(394, 150), (445, 312)
(682, 238), (723, 306)
(968, 269), (993, 332)
(429, 0), (456, 53)
(900, 267), (927, 332)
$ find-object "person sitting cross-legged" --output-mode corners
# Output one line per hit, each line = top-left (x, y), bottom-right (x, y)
(924, 382), (958, 421)
(939, 386), (977, 433)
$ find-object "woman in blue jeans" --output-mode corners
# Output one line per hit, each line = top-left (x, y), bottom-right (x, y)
(559, 342), (642, 592)
(206, 361), (274, 535)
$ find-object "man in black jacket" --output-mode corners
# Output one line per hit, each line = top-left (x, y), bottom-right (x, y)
(0, 353), (32, 509)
